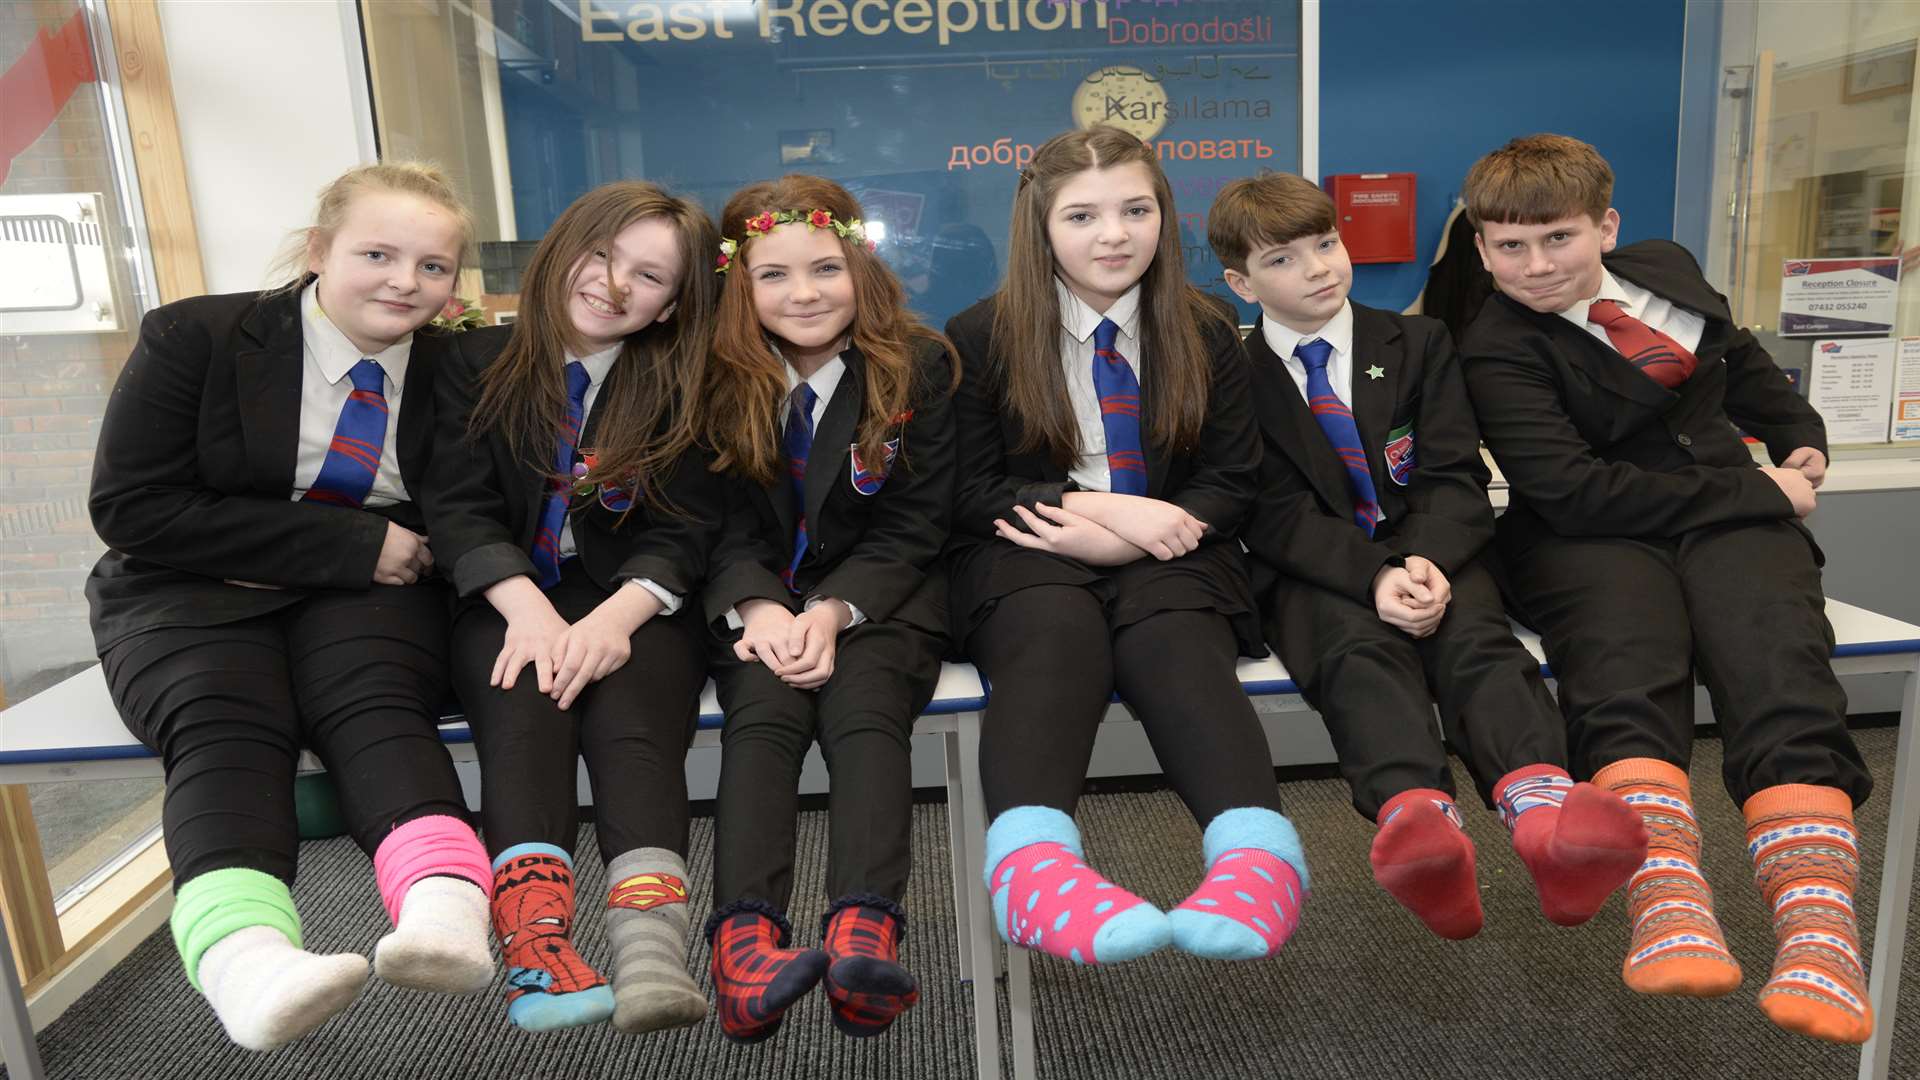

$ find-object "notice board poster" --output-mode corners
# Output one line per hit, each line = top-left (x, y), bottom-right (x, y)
(1778, 257), (1901, 337)
(494, 0), (1303, 326)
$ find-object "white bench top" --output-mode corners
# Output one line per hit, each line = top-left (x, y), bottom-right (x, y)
(3, 600), (1915, 775)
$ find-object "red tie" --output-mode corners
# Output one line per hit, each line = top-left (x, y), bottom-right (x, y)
(1586, 299), (1697, 389)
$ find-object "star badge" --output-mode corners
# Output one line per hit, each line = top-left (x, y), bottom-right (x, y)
(1365, 364), (1385, 380)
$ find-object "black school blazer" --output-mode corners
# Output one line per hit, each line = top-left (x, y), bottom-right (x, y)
(1460, 240), (1824, 541)
(87, 286), (443, 653)
(702, 341), (956, 634)
(941, 294), (1260, 548)
(424, 325), (724, 615)
(1243, 304), (1494, 604)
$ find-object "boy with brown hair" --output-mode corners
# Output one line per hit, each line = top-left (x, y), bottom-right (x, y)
(1458, 133), (1873, 1044)
(1207, 171), (1646, 942)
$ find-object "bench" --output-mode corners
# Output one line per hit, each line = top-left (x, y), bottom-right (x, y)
(3, 600), (1916, 1080)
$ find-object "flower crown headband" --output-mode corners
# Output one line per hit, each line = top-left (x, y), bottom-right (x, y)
(715, 208), (876, 274)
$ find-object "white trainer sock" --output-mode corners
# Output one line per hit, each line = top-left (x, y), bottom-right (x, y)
(373, 876), (494, 994)
(197, 925), (368, 1051)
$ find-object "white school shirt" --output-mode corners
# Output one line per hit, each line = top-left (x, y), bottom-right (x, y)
(1259, 299), (1356, 408)
(1555, 269), (1705, 358)
(1057, 278), (1144, 492)
(292, 281), (411, 507)
(557, 342), (679, 613)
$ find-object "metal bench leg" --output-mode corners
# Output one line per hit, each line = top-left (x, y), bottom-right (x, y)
(1006, 935), (1037, 1080)
(1859, 665), (1918, 1080)
(1, 913), (46, 1080)
(958, 709), (1002, 1080)
(946, 726), (974, 981)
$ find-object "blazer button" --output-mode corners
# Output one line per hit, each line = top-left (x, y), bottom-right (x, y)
(1675, 433), (1693, 448)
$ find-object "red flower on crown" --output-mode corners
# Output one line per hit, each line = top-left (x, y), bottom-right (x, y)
(746, 212), (777, 235)
(715, 252), (730, 271)
(808, 209), (833, 230)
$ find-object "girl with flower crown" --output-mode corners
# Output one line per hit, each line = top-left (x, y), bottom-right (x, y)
(424, 180), (725, 1034)
(698, 174), (958, 1043)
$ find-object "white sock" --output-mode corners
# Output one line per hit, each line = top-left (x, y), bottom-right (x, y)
(197, 925), (367, 1051)
(374, 876), (494, 994)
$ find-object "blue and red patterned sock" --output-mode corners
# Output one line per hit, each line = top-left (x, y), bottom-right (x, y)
(1495, 764), (1647, 926)
(706, 907), (828, 1043)
(821, 898), (918, 1037)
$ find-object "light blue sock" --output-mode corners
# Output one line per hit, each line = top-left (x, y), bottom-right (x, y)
(983, 806), (1171, 965)
(1169, 808), (1311, 961)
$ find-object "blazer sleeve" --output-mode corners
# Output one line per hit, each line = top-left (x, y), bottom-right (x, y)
(945, 319), (1068, 535)
(814, 346), (959, 623)
(1166, 320), (1261, 536)
(1720, 324), (1828, 464)
(422, 332), (539, 598)
(88, 303), (388, 588)
(1384, 325), (1495, 574)
(700, 473), (789, 628)
(1461, 342), (1795, 537)
(608, 442), (727, 597)
(1241, 441), (1396, 604)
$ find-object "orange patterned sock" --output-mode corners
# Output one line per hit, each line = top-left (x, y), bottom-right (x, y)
(1592, 758), (1742, 997)
(1743, 784), (1873, 1044)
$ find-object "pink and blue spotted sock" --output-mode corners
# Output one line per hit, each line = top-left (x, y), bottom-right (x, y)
(1169, 807), (1309, 961)
(983, 806), (1171, 965)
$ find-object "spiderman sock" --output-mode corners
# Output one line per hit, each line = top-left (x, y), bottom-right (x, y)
(490, 844), (613, 1031)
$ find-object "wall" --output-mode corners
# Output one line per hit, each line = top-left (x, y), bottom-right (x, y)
(1320, 0), (1687, 313)
(155, 0), (366, 292)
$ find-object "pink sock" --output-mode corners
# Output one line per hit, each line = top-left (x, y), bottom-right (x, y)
(1370, 788), (1482, 940)
(1169, 806), (1309, 960)
(1495, 765), (1649, 926)
(373, 814), (491, 924)
(984, 807), (1170, 965)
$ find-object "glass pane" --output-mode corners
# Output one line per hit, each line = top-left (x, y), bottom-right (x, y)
(362, 0), (1304, 328)
(1690, 0), (1919, 450)
(1, 1), (162, 903)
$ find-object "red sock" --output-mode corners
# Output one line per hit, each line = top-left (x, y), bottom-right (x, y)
(821, 901), (918, 1038)
(1369, 788), (1482, 940)
(1494, 765), (1649, 926)
(707, 910), (828, 1044)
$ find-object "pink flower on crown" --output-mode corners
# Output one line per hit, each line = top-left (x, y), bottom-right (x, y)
(808, 209), (833, 230)
(866, 238), (878, 253)
(715, 252), (730, 271)
(746, 212), (776, 235)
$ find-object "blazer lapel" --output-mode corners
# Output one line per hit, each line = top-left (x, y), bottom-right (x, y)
(1245, 317), (1353, 514)
(235, 289), (305, 497)
(1348, 306), (1402, 486)
(395, 332), (438, 496)
(804, 350), (862, 534)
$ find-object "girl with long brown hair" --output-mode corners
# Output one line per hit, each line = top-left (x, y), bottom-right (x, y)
(946, 127), (1311, 967)
(425, 180), (724, 1034)
(698, 175), (956, 1042)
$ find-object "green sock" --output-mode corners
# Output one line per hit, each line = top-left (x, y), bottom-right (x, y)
(171, 867), (303, 992)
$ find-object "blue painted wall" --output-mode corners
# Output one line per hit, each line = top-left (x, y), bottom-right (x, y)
(1321, 0), (1688, 312)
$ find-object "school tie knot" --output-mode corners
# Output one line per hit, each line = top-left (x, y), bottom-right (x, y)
(1294, 337), (1334, 373)
(789, 381), (818, 428)
(1586, 299), (1629, 328)
(348, 357), (384, 394)
(564, 360), (591, 410)
(1093, 316), (1120, 357)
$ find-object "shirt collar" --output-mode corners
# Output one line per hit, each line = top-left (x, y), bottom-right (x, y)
(302, 280), (411, 389)
(567, 342), (623, 388)
(783, 352), (847, 405)
(1056, 278), (1142, 344)
(1261, 299), (1354, 364)
(1556, 268), (1633, 328)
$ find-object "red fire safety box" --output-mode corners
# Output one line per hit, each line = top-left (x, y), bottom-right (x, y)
(1323, 173), (1417, 263)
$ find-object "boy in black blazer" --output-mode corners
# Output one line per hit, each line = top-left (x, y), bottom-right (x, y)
(1208, 172), (1647, 942)
(1459, 134), (1872, 1044)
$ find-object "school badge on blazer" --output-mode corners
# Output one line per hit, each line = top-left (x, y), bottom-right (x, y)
(574, 451), (635, 511)
(849, 436), (901, 495)
(1383, 422), (1416, 486)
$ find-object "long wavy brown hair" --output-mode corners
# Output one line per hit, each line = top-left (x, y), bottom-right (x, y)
(468, 181), (719, 515)
(705, 174), (955, 486)
(991, 126), (1229, 466)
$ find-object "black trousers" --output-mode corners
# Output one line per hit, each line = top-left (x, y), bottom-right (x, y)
(968, 582), (1284, 823)
(1264, 555), (1565, 819)
(451, 561), (707, 866)
(103, 582), (465, 888)
(1498, 517), (1871, 807)
(709, 619), (943, 913)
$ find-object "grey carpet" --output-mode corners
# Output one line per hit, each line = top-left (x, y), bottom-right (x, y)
(16, 726), (1917, 1079)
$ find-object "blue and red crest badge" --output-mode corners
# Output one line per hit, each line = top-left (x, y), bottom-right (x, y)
(1383, 422), (1416, 486)
(574, 452), (635, 511)
(849, 436), (901, 495)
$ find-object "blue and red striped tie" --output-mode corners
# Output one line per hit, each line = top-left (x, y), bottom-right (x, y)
(1297, 338), (1379, 536)
(1091, 317), (1146, 496)
(530, 360), (591, 590)
(781, 382), (818, 593)
(302, 359), (387, 508)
